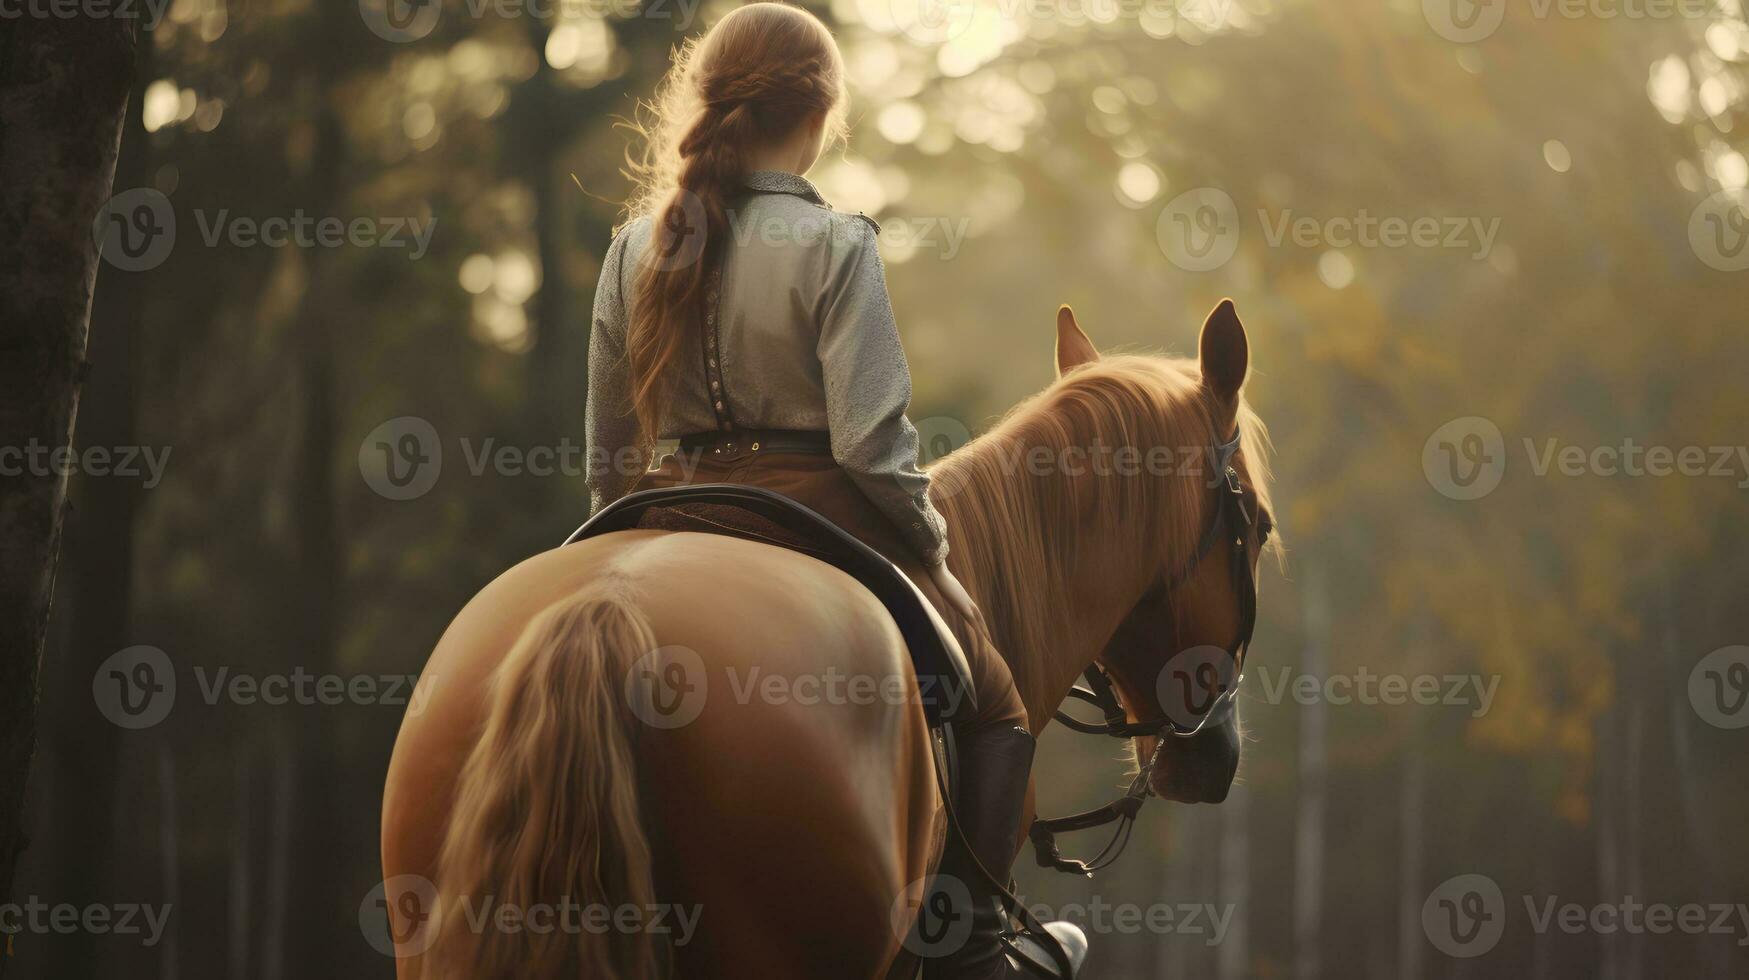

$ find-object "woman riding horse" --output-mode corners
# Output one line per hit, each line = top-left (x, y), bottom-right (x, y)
(581, 4), (1073, 977)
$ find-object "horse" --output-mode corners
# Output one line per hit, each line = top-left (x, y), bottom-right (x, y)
(379, 298), (1277, 980)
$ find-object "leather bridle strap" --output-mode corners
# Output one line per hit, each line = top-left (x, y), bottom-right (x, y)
(1030, 426), (1268, 878)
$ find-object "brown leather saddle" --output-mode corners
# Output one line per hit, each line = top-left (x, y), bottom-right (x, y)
(565, 484), (977, 726)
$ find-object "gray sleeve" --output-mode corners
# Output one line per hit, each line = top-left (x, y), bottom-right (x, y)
(816, 216), (951, 565)
(585, 222), (648, 515)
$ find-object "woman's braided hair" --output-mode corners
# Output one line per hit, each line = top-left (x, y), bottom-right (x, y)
(624, 3), (846, 445)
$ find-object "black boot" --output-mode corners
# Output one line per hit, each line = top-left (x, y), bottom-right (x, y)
(921, 725), (1088, 980)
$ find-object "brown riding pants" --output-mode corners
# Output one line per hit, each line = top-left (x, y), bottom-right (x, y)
(634, 450), (1028, 733)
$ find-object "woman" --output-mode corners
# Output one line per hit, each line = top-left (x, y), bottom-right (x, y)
(584, 4), (1082, 977)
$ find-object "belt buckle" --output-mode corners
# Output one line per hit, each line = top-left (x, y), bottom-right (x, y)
(713, 434), (750, 463)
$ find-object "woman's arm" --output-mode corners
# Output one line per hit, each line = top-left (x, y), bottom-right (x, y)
(584, 223), (646, 514)
(816, 215), (952, 565)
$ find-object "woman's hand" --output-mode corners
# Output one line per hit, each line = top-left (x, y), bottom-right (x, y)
(928, 561), (988, 637)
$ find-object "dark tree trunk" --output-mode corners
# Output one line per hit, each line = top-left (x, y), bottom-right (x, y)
(0, 17), (139, 925)
(282, 9), (347, 971)
(42, 26), (152, 980)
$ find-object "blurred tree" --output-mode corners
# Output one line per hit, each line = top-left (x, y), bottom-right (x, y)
(0, 16), (139, 939)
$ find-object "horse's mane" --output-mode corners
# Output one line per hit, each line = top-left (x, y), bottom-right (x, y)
(933, 354), (1275, 721)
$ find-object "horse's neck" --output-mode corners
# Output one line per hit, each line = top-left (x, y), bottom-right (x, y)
(959, 482), (1161, 733)
(1029, 551), (1154, 733)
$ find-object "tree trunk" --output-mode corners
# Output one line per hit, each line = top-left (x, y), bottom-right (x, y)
(1218, 782), (1250, 980)
(1396, 635), (1427, 980)
(283, 13), (347, 969)
(0, 17), (139, 923)
(42, 25), (152, 979)
(1294, 564), (1329, 980)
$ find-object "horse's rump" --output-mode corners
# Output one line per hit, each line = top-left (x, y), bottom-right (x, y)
(382, 530), (944, 980)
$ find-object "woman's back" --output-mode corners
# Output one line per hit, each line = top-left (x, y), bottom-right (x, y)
(598, 170), (881, 438)
(587, 169), (946, 563)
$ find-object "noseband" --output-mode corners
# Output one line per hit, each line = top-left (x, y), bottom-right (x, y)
(1031, 427), (1272, 876)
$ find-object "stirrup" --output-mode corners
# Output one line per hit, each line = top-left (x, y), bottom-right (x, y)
(1003, 921), (1088, 978)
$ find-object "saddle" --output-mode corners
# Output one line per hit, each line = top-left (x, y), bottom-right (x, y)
(565, 484), (978, 726)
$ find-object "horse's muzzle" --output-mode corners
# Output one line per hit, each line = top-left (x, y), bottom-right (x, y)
(1144, 717), (1239, 804)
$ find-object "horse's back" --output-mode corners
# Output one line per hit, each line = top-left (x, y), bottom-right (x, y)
(382, 529), (941, 980)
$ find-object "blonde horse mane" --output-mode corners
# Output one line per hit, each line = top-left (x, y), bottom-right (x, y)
(933, 354), (1275, 722)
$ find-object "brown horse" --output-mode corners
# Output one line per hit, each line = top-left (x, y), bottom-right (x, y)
(379, 300), (1276, 980)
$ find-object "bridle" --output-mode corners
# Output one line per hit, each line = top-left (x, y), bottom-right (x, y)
(1029, 426), (1273, 877)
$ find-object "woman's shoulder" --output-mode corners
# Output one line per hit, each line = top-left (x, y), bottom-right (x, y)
(609, 213), (654, 265)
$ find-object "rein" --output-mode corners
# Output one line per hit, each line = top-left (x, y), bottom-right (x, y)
(1029, 428), (1271, 877)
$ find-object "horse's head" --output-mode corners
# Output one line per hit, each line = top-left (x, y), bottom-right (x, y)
(1056, 300), (1275, 805)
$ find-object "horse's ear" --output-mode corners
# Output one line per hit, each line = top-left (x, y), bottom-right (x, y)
(1055, 305), (1099, 375)
(1198, 298), (1248, 403)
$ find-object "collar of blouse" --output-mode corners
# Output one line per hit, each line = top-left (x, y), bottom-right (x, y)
(742, 169), (829, 205)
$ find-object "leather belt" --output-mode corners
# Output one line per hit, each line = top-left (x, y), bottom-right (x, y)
(677, 429), (832, 462)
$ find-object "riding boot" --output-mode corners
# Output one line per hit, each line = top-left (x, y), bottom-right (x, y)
(922, 725), (1088, 980)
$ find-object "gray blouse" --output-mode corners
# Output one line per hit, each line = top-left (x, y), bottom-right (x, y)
(584, 170), (950, 564)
